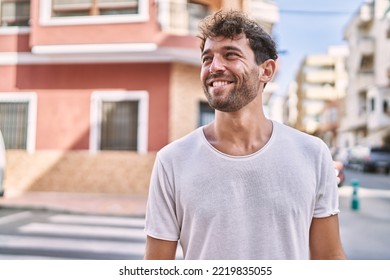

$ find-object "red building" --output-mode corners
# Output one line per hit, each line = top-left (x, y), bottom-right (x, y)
(0, 0), (279, 195)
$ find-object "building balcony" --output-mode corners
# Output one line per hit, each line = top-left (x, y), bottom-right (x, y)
(304, 70), (336, 84)
(357, 72), (375, 91)
(158, 0), (209, 36)
(303, 85), (341, 101)
(358, 2), (374, 26)
(159, 0), (279, 36)
(358, 37), (375, 55)
(248, 0), (279, 34)
(303, 102), (324, 116)
(305, 55), (334, 67)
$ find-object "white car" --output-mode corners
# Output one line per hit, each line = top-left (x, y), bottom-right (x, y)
(0, 129), (5, 197)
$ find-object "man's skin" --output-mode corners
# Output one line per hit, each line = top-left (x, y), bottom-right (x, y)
(144, 34), (346, 260)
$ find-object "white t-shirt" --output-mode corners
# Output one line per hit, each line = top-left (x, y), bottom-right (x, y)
(144, 120), (339, 259)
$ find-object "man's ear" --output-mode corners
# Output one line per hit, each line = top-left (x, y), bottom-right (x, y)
(259, 59), (277, 83)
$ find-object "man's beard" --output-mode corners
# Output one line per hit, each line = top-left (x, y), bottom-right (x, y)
(202, 69), (259, 112)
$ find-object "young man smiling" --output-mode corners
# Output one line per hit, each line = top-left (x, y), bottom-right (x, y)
(144, 10), (346, 260)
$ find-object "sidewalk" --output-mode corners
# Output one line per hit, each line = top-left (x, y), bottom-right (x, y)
(1, 186), (390, 218)
(0, 191), (148, 217)
(1, 186), (390, 259)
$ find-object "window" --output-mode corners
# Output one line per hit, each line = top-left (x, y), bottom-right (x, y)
(198, 101), (214, 127)
(188, 1), (209, 35)
(100, 100), (138, 150)
(0, 93), (37, 152)
(360, 54), (374, 72)
(384, 100), (389, 114)
(90, 91), (148, 153)
(370, 97), (375, 112)
(358, 90), (367, 116)
(0, 0), (30, 27)
(40, 0), (148, 25)
(51, 0), (139, 18)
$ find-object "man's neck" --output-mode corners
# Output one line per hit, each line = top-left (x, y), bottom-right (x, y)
(203, 109), (273, 156)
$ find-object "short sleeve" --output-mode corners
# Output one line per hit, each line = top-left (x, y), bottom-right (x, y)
(144, 155), (180, 241)
(313, 142), (340, 218)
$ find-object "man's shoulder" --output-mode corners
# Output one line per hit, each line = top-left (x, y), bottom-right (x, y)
(158, 127), (203, 159)
(273, 120), (325, 149)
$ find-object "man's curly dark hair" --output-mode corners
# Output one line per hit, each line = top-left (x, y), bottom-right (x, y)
(198, 10), (278, 65)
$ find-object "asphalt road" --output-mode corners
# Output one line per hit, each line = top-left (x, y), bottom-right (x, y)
(0, 209), (146, 259)
(0, 169), (388, 260)
(338, 168), (390, 259)
(342, 168), (390, 190)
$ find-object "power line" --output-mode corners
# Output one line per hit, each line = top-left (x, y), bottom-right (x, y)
(278, 9), (356, 16)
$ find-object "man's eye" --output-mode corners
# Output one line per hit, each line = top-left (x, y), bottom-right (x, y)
(226, 53), (238, 58)
(202, 57), (212, 63)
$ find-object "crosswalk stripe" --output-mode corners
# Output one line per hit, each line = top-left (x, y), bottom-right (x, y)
(0, 211), (32, 225)
(0, 212), (157, 259)
(49, 214), (145, 227)
(0, 234), (145, 256)
(18, 223), (146, 240)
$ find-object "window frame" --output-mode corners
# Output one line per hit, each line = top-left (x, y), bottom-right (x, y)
(0, 92), (37, 153)
(0, 0), (31, 27)
(39, 0), (149, 26)
(89, 90), (148, 154)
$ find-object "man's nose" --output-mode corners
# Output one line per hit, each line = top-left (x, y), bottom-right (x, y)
(209, 56), (225, 73)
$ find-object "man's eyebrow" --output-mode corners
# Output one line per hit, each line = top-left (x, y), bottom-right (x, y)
(224, 46), (243, 53)
(201, 49), (211, 58)
(201, 46), (243, 58)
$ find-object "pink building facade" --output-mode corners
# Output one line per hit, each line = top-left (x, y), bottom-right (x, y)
(0, 0), (279, 195)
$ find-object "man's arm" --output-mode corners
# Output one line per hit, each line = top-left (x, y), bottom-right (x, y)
(144, 235), (178, 260)
(309, 215), (346, 259)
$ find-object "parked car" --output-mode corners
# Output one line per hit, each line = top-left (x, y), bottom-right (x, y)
(346, 145), (370, 170)
(361, 147), (390, 174)
(0, 129), (5, 197)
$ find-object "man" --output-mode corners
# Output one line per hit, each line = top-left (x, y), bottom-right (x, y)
(144, 10), (345, 260)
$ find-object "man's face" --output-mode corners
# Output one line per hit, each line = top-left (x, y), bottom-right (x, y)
(200, 34), (260, 112)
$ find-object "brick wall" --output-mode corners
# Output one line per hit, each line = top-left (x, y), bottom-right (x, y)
(4, 150), (156, 195)
(169, 63), (206, 141)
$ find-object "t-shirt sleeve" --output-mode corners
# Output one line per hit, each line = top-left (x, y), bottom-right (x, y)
(144, 155), (180, 241)
(313, 142), (340, 218)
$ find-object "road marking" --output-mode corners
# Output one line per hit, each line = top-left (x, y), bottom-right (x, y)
(0, 234), (146, 256)
(49, 214), (145, 227)
(339, 186), (390, 198)
(18, 223), (146, 240)
(0, 211), (32, 225)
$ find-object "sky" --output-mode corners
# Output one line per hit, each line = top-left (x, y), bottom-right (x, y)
(272, 0), (367, 98)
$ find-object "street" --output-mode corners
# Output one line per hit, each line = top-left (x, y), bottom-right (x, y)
(0, 169), (389, 260)
(338, 168), (390, 259)
(342, 168), (390, 190)
(0, 209), (146, 259)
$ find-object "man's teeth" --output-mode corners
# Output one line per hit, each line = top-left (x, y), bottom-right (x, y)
(212, 81), (229, 87)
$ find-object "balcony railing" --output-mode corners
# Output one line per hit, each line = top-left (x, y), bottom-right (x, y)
(247, 0), (279, 34)
(51, 0), (138, 17)
(357, 72), (375, 91)
(303, 85), (340, 101)
(304, 70), (336, 84)
(158, 0), (210, 36)
(358, 1), (374, 26)
(158, 0), (279, 36)
(358, 36), (375, 55)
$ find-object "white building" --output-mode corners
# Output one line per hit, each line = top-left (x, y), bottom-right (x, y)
(338, 0), (390, 148)
(286, 46), (349, 147)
